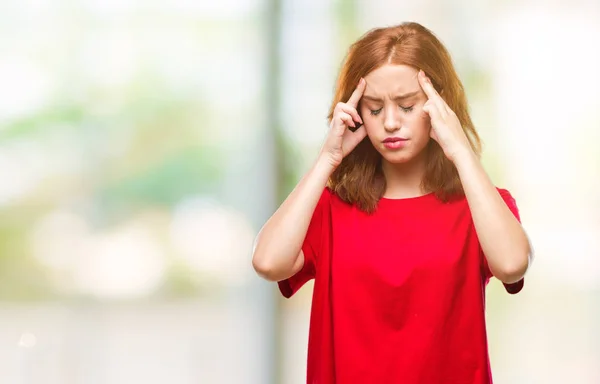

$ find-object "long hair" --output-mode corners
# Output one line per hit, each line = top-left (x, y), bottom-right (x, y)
(327, 22), (481, 213)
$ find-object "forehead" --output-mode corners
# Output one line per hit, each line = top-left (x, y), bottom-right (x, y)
(363, 64), (420, 95)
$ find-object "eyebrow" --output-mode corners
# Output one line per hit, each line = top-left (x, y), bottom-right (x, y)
(362, 90), (419, 102)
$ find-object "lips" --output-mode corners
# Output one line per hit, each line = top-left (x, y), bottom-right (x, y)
(383, 137), (408, 150)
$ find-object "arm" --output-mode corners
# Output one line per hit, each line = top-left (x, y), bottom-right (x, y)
(252, 78), (367, 282)
(417, 69), (531, 284)
(251, 157), (334, 282)
(454, 150), (531, 283)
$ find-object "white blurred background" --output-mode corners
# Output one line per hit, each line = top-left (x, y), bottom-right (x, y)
(0, 0), (598, 383)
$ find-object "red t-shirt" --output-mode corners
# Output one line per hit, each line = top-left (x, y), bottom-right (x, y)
(278, 187), (524, 384)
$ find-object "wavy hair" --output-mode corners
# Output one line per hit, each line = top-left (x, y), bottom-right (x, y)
(327, 22), (481, 213)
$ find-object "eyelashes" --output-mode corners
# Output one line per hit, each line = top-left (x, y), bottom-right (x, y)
(369, 105), (414, 116)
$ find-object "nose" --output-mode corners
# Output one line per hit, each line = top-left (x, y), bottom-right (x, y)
(383, 107), (402, 133)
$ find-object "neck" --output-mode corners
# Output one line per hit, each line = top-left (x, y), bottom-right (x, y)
(381, 150), (429, 199)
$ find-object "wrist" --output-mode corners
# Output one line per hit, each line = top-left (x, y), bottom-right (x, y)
(315, 154), (338, 173)
(451, 146), (478, 168)
(314, 154), (337, 178)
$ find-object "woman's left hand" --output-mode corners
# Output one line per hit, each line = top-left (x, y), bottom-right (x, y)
(417, 70), (472, 163)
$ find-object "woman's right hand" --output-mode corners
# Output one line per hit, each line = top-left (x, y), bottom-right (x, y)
(319, 78), (368, 169)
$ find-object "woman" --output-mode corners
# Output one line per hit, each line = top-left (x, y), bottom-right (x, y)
(252, 21), (532, 384)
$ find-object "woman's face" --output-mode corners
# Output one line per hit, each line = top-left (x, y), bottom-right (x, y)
(360, 64), (431, 165)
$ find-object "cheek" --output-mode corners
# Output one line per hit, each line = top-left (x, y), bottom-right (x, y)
(363, 119), (377, 135)
(407, 111), (431, 133)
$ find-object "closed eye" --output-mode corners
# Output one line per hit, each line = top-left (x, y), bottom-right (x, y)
(370, 108), (383, 116)
(370, 106), (413, 115)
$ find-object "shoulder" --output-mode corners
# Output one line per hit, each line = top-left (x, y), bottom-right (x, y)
(494, 187), (519, 208)
(314, 187), (336, 215)
(319, 186), (334, 205)
(440, 187), (520, 214)
(496, 187), (517, 203)
(317, 187), (364, 218)
(451, 187), (518, 205)
(320, 186), (351, 207)
(495, 187), (521, 220)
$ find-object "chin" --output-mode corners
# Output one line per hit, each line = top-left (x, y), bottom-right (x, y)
(380, 152), (416, 164)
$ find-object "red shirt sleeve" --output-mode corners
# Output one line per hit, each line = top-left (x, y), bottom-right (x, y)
(481, 188), (525, 294)
(278, 188), (331, 298)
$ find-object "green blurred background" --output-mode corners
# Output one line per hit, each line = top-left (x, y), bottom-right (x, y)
(0, 0), (599, 383)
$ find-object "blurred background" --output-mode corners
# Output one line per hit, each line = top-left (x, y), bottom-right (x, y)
(0, 0), (599, 383)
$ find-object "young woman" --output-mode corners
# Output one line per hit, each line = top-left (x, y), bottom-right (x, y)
(252, 21), (532, 384)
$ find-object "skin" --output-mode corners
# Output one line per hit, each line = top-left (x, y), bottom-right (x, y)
(362, 64), (531, 283)
(360, 64), (433, 198)
(252, 64), (531, 284)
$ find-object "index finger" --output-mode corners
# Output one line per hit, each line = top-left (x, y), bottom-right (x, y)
(417, 70), (439, 100)
(418, 70), (448, 114)
(346, 78), (366, 107)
